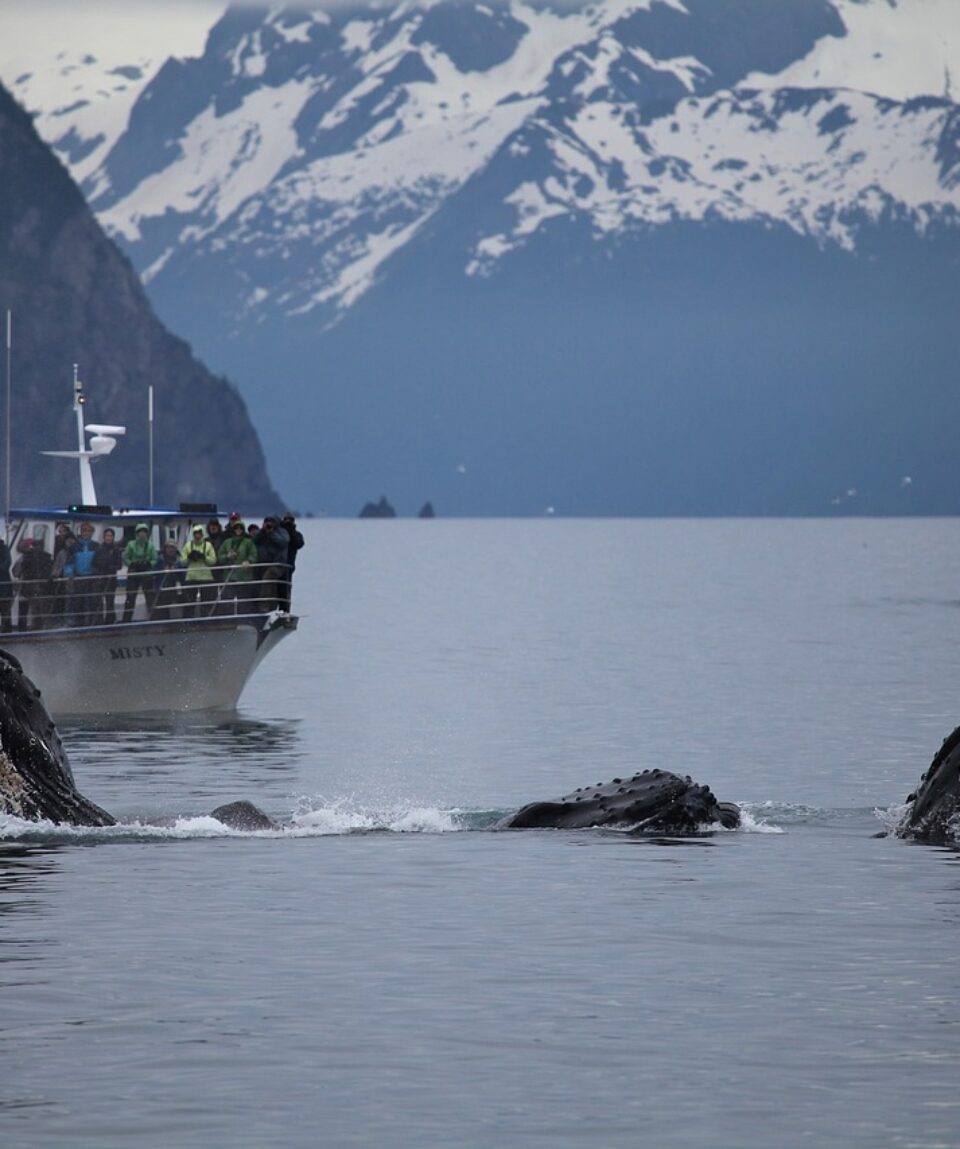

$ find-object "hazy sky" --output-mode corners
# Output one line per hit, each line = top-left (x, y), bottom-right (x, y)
(3, 0), (960, 106)
(0, 2), (225, 79)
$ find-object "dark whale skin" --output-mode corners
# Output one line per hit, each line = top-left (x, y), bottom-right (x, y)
(897, 726), (960, 844)
(209, 800), (282, 831)
(0, 649), (114, 827)
(500, 769), (740, 833)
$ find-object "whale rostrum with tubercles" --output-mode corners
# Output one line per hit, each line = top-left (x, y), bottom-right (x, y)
(498, 771), (741, 832)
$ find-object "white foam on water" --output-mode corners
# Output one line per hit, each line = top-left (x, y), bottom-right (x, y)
(0, 802), (471, 842)
(0, 803), (789, 841)
(875, 802), (911, 836)
(734, 808), (785, 834)
(289, 799), (465, 835)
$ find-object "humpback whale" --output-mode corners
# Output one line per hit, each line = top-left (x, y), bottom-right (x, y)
(895, 725), (960, 844)
(499, 770), (741, 832)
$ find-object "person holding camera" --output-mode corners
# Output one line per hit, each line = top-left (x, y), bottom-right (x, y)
(180, 525), (217, 617)
(150, 542), (186, 620)
(122, 523), (158, 623)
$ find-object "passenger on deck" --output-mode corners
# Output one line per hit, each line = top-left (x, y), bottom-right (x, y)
(152, 542), (186, 620)
(280, 514), (304, 612)
(13, 539), (53, 631)
(51, 532), (78, 626)
(73, 521), (100, 625)
(0, 538), (12, 632)
(217, 519), (258, 614)
(254, 515), (290, 612)
(122, 523), (158, 623)
(92, 527), (123, 624)
(206, 518), (226, 583)
(53, 521), (70, 556)
(180, 525), (217, 617)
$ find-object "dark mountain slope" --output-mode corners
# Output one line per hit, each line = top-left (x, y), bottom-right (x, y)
(206, 195), (960, 518)
(0, 83), (283, 512)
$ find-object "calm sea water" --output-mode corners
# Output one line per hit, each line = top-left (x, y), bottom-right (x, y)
(3, 519), (960, 1149)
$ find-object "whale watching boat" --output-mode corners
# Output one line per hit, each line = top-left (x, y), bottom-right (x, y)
(0, 371), (297, 716)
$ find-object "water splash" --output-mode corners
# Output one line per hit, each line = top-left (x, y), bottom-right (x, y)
(2, 800), (893, 844)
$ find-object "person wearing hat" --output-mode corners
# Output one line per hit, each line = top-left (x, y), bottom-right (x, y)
(122, 523), (158, 623)
(180, 525), (217, 617)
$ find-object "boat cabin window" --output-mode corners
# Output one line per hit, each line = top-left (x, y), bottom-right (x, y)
(30, 524), (50, 550)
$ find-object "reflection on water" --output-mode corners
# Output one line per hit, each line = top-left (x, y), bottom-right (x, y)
(0, 844), (62, 918)
(55, 713), (307, 816)
(60, 712), (303, 767)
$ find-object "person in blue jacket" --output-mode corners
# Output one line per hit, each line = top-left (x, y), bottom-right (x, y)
(72, 521), (100, 625)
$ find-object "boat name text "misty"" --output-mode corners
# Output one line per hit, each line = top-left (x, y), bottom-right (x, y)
(109, 645), (167, 661)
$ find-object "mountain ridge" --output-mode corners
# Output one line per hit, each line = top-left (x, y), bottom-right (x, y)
(3, 0), (960, 515)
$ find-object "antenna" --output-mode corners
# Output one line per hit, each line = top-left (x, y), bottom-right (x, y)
(4, 310), (10, 533)
(42, 367), (126, 505)
(148, 384), (154, 507)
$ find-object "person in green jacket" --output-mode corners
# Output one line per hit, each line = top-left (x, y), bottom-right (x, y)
(122, 523), (158, 623)
(216, 519), (258, 614)
(180, 525), (217, 616)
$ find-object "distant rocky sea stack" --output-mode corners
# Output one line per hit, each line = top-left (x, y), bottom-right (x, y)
(357, 498), (436, 518)
(358, 496), (397, 519)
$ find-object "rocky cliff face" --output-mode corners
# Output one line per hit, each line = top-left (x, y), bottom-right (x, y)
(0, 82), (283, 513)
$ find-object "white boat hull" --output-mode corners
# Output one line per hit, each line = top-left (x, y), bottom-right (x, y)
(0, 612), (297, 716)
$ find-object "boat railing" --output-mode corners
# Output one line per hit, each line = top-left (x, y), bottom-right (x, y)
(2, 563), (295, 632)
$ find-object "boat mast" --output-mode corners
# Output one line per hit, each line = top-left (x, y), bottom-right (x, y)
(42, 367), (126, 506)
(148, 384), (154, 507)
(72, 366), (97, 505)
(4, 309), (11, 534)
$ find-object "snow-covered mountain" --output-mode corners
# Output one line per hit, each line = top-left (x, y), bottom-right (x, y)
(4, 0), (960, 515)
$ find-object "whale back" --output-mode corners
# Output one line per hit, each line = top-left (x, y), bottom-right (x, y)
(209, 800), (281, 832)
